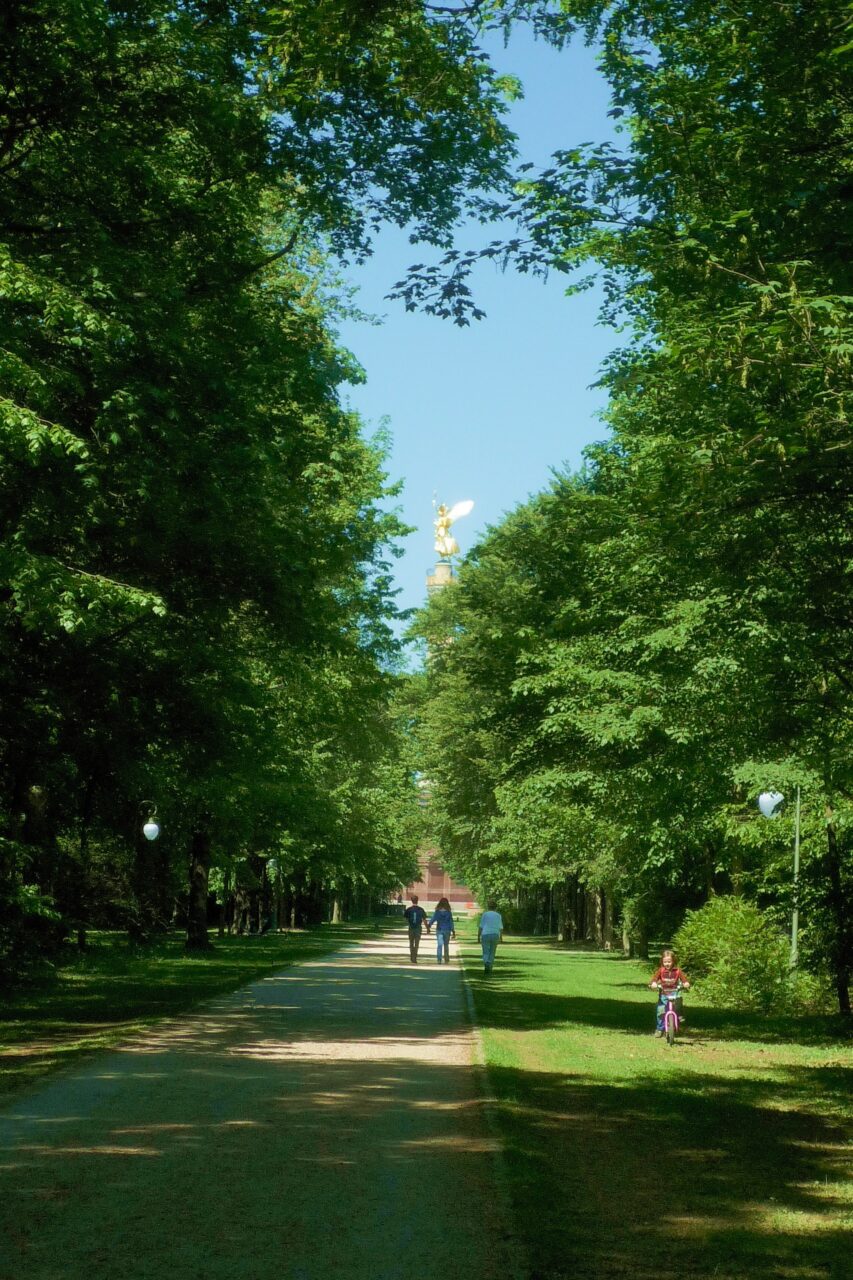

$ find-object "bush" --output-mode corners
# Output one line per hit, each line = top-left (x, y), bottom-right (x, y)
(0, 883), (67, 986)
(674, 896), (794, 1014)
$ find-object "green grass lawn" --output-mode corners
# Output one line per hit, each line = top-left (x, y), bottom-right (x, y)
(459, 929), (852, 1280)
(0, 923), (375, 1100)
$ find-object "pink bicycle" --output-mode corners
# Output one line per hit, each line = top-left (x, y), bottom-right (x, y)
(657, 982), (685, 1046)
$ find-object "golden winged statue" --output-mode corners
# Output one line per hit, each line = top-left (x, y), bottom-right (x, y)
(433, 499), (474, 559)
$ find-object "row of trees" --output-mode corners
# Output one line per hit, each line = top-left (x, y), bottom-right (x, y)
(2, 2), (849, 1017)
(407, 0), (852, 1013)
(0, 0), (522, 972)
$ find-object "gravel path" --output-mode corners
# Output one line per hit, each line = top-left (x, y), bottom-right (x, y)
(0, 930), (525, 1280)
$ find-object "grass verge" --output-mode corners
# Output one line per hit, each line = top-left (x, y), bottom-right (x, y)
(0, 922), (377, 1101)
(458, 927), (852, 1280)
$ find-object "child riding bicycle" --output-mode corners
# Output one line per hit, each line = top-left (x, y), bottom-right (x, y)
(649, 948), (691, 1036)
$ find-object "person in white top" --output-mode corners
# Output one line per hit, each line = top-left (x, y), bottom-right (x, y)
(477, 900), (504, 975)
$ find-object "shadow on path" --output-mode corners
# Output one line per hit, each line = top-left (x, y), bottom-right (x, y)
(0, 936), (521, 1280)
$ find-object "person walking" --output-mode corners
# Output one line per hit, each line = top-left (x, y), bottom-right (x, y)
(428, 897), (456, 963)
(404, 895), (429, 963)
(477, 900), (503, 975)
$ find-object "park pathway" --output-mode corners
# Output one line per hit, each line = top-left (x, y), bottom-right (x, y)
(0, 931), (523, 1280)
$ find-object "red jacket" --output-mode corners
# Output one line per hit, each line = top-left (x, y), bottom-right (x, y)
(651, 965), (688, 994)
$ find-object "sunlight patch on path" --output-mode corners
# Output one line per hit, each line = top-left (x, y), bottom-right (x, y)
(0, 929), (525, 1280)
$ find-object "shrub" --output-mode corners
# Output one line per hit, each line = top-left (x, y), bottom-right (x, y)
(674, 896), (793, 1014)
(0, 883), (67, 986)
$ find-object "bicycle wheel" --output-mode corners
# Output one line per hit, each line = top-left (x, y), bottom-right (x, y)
(665, 1013), (676, 1046)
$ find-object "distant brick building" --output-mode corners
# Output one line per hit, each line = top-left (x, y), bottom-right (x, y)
(405, 849), (477, 911)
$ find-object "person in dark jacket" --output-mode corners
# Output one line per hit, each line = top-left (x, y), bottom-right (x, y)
(404, 895), (429, 963)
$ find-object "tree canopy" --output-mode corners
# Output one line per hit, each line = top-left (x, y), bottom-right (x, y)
(406, 0), (852, 1013)
(1, 1), (849, 1016)
(0, 0), (521, 966)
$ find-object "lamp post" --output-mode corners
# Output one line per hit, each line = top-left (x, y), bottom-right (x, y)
(757, 787), (800, 968)
(140, 800), (160, 842)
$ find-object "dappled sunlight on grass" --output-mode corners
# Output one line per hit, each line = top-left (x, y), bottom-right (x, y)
(487, 1064), (849, 1279)
(458, 932), (851, 1280)
(17, 1143), (161, 1158)
(398, 1133), (499, 1153)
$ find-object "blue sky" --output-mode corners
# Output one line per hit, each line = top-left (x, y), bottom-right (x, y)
(335, 27), (620, 630)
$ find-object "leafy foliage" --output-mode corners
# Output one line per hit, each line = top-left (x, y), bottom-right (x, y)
(674, 896), (825, 1015)
(407, 0), (852, 1011)
(0, 880), (65, 984)
(0, 0), (523, 968)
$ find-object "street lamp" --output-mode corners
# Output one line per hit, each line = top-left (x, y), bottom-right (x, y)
(757, 787), (801, 967)
(140, 800), (160, 842)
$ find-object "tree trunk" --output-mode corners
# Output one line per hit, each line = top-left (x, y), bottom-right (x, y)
(533, 889), (546, 936)
(75, 779), (94, 950)
(2, 768), (30, 883)
(566, 877), (579, 941)
(590, 890), (603, 945)
(272, 872), (281, 933)
(309, 879), (324, 925)
(128, 832), (154, 944)
(290, 873), (310, 927)
(704, 841), (716, 900)
(331, 893), (342, 924)
(185, 825), (213, 951)
(218, 869), (229, 939)
(280, 883), (293, 930)
(232, 884), (249, 934)
(623, 897), (649, 959)
(154, 838), (173, 932)
(584, 890), (597, 941)
(556, 879), (568, 943)
(825, 819), (851, 1016)
(129, 814), (169, 943)
(602, 890), (614, 949)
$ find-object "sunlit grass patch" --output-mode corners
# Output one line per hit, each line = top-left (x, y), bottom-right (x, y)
(458, 928), (851, 1280)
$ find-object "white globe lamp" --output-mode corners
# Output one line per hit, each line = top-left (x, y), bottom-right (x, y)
(757, 790), (785, 819)
(140, 800), (160, 841)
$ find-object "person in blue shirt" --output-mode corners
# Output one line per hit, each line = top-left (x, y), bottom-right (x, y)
(404, 895), (429, 963)
(428, 897), (456, 963)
